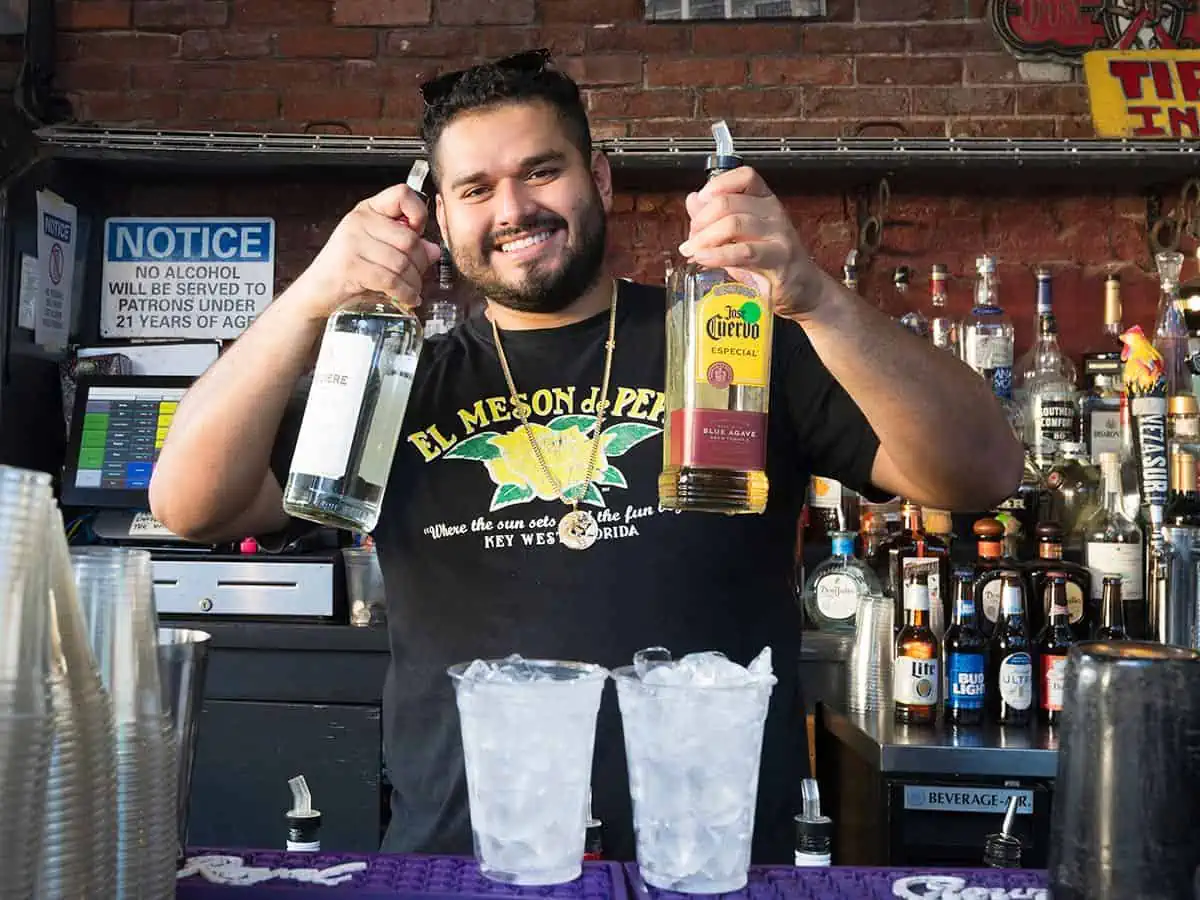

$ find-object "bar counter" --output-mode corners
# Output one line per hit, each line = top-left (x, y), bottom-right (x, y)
(819, 705), (1060, 779)
(814, 705), (1059, 869)
(175, 850), (1049, 899)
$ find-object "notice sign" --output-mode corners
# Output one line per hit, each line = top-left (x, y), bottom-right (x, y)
(36, 190), (78, 353)
(102, 217), (275, 340)
(1084, 49), (1200, 138)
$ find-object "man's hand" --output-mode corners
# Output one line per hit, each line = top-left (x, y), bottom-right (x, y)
(284, 183), (442, 323)
(678, 166), (824, 321)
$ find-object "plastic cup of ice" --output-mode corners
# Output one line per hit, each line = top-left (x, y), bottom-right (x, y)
(613, 648), (776, 894)
(447, 655), (607, 886)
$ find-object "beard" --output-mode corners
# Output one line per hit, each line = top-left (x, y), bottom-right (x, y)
(448, 188), (607, 315)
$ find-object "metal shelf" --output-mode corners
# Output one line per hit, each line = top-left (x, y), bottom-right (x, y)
(30, 123), (1200, 183)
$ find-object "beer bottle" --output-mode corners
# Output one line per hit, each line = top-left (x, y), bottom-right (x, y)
(1036, 574), (1073, 727)
(894, 577), (940, 726)
(988, 574), (1034, 726)
(1094, 574), (1129, 641)
(943, 568), (988, 726)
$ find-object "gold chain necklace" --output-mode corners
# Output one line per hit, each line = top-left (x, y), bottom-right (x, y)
(489, 280), (618, 550)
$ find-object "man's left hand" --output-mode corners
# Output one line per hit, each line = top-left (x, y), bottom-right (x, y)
(678, 166), (823, 320)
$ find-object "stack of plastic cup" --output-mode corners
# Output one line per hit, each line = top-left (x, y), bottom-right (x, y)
(36, 503), (118, 897)
(846, 592), (894, 714)
(0, 466), (55, 898)
(73, 546), (178, 899)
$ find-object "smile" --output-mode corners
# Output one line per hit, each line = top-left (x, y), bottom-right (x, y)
(496, 229), (556, 254)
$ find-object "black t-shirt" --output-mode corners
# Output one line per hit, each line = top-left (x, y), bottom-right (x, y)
(270, 278), (881, 864)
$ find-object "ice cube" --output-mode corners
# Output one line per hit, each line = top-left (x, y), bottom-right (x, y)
(747, 646), (773, 679)
(675, 651), (752, 686)
(634, 646), (673, 679)
(461, 659), (494, 681)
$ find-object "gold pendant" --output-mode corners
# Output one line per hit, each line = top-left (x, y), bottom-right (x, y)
(558, 509), (599, 550)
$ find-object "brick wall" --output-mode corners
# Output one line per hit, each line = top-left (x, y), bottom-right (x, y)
(53, 0), (1180, 363)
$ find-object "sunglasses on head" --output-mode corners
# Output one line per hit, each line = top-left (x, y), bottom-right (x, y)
(419, 48), (553, 107)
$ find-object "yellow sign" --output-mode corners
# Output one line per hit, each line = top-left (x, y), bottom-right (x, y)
(1084, 49), (1200, 139)
(696, 283), (770, 388)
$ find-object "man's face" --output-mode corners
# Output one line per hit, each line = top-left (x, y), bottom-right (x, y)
(433, 101), (610, 314)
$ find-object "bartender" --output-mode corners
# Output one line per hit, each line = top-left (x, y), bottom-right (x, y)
(148, 49), (1022, 864)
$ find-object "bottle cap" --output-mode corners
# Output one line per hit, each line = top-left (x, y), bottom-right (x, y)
(973, 517), (1005, 539)
(931, 263), (948, 279)
(794, 778), (832, 856)
(1169, 394), (1199, 416)
(976, 254), (997, 275)
(705, 120), (743, 174)
(894, 266), (911, 288)
(1035, 521), (1064, 541)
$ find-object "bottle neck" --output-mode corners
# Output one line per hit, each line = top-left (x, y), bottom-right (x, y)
(975, 270), (999, 308)
(952, 589), (976, 626)
(903, 507), (923, 534)
(978, 539), (1002, 560)
(1038, 540), (1063, 560)
(1101, 584), (1125, 628)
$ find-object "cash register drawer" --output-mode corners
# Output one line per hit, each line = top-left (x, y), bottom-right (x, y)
(152, 558), (336, 618)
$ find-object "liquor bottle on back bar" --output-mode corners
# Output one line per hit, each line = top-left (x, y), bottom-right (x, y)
(894, 577), (939, 727)
(1085, 452), (1144, 627)
(943, 569), (987, 727)
(873, 502), (951, 633)
(1036, 577), (1073, 727)
(1024, 521), (1092, 639)
(989, 575), (1033, 727)
(283, 160), (430, 533)
(660, 120), (773, 514)
(1018, 267), (1079, 472)
(1093, 574), (1129, 641)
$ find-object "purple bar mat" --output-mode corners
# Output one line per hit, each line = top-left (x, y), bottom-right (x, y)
(623, 863), (1049, 899)
(176, 849), (630, 900)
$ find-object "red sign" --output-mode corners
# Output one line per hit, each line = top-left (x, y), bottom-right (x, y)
(991, 1), (1200, 62)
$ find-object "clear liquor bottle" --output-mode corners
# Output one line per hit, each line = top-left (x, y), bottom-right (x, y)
(1084, 451), (1144, 615)
(284, 163), (429, 534)
(963, 254), (1020, 437)
(801, 530), (881, 632)
(928, 263), (959, 355)
(1155, 250), (1193, 399)
(660, 121), (773, 515)
(1019, 268), (1079, 471)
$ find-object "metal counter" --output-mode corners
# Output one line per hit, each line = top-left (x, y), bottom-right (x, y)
(820, 704), (1060, 779)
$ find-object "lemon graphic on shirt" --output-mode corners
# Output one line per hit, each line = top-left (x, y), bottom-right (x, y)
(443, 413), (661, 512)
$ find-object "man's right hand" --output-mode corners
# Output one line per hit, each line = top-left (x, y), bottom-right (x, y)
(284, 183), (443, 322)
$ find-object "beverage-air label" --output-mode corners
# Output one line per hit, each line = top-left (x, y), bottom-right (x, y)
(998, 652), (1033, 710)
(1041, 654), (1066, 711)
(1086, 542), (1144, 600)
(894, 656), (939, 707)
(815, 573), (859, 621)
(290, 331), (374, 479)
(946, 653), (985, 710)
(696, 282), (770, 388)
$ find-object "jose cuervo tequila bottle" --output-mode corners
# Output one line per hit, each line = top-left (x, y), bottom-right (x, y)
(283, 160), (430, 533)
(660, 121), (773, 514)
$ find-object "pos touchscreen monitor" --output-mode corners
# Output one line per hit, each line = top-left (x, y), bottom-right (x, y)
(60, 375), (194, 510)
